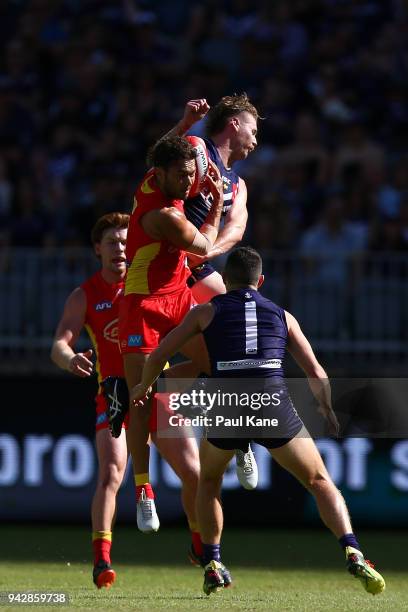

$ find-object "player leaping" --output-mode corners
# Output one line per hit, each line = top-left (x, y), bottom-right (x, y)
(164, 94), (260, 488)
(118, 136), (224, 533)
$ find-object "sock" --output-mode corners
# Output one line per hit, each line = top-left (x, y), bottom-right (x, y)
(339, 533), (361, 552)
(135, 478), (155, 501)
(92, 530), (112, 565)
(188, 520), (203, 557)
(135, 473), (149, 487)
(202, 543), (221, 565)
(191, 531), (203, 557)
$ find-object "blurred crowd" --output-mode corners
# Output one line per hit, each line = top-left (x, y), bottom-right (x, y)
(1, 0), (408, 262)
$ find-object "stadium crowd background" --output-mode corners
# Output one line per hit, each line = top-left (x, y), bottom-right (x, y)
(1, 0), (408, 260)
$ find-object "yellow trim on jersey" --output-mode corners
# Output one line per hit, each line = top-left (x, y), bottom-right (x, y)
(141, 175), (155, 194)
(85, 323), (102, 384)
(125, 242), (161, 295)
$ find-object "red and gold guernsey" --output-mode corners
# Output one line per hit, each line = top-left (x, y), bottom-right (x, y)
(81, 271), (125, 386)
(125, 169), (190, 296)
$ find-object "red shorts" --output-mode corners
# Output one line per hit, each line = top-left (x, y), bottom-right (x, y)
(95, 393), (130, 433)
(119, 287), (196, 354)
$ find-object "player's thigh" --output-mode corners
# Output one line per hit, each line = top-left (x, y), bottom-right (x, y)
(152, 430), (200, 481)
(123, 352), (149, 388)
(268, 428), (331, 487)
(191, 271), (226, 304)
(199, 438), (234, 481)
(95, 428), (128, 476)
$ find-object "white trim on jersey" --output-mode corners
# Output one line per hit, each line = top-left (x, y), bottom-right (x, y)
(245, 301), (258, 354)
(216, 358), (282, 371)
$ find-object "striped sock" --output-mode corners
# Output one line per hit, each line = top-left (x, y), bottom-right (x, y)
(92, 530), (112, 565)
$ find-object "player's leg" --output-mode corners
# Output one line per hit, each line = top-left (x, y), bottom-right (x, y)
(123, 352), (159, 532)
(269, 430), (385, 595)
(151, 425), (202, 564)
(92, 425), (127, 589)
(190, 269), (226, 303)
(197, 438), (235, 595)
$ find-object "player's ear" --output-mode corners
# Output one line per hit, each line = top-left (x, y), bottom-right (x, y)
(94, 242), (101, 258)
(155, 167), (165, 184)
(257, 274), (264, 289)
(230, 116), (240, 132)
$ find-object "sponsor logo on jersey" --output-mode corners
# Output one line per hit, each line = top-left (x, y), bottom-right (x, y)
(96, 412), (107, 424)
(128, 334), (143, 347)
(217, 358), (282, 370)
(95, 301), (112, 311)
(103, 318), (119, 343)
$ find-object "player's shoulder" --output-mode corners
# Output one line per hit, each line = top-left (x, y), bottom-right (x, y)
(136, 169), (163, 201)
(81, 270), (100, 292)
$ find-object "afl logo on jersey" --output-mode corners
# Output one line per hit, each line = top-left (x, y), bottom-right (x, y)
(103, 318), (119, 343)
(95, 301), (112, 311)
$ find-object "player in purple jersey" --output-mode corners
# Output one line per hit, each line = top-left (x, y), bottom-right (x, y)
(131, 247), (385, 598)
(165, 95), (260, 488)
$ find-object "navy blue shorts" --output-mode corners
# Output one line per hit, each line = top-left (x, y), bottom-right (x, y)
(187, 262), (216, 287)
(206, 390), (304, 451)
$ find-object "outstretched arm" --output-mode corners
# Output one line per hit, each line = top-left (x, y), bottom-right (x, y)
(285, 311), (339, 436)
(51, 288), (94, 377)
(162, 99), (210, 139)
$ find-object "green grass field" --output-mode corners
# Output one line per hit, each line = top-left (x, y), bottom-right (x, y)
(0, 526), (406, 611)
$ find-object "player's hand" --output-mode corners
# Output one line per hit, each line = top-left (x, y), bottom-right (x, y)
(131, 383), (152, 407)
(182, 99), (210, 128)
(318, 404), (340, 437)
(203, 159), (223, 201)
(69, 349), (93, 377)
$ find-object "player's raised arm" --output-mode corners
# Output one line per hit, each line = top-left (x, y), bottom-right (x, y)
(51, 287), (94, 377)
(131, 303), (213, 404)
(162, 99), (210, 140)
(285, 310), (339, 436)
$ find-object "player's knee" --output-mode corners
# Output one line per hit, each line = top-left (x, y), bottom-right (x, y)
(306, 470), (333, 494)
(98, 462), (124, 492)
(177, 458), (200, 488)
(199, 472), (223, 492)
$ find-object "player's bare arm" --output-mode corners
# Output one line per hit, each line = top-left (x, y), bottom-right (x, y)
(131, 303), (214, 404)
(285, 310), (339, 436)
(51, 287), (94, 377)
(141, 165), (224, 256)
(163, 99), (210, 139)
(188, 178), (248, 268)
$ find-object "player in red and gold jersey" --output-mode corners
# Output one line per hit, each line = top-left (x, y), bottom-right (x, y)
(119, 136), (224, 533)
(52, 212), (212, 589)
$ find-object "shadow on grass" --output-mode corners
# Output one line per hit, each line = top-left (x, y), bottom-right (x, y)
(0, 525), (406, 571)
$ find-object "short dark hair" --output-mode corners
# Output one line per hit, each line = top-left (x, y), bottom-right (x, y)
(148, 136), (196, 169)
(206, 93), (259, 136)
(91, 212), (129, 245)
(223, 247), (262, 286)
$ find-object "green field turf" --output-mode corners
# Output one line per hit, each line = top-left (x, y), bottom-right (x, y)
(0, 526), (406, 611)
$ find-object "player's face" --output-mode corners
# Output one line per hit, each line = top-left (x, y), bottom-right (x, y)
(162, 159), (196, 199)
(232, 111), (258, 162)
(96, 228), (127, 277)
